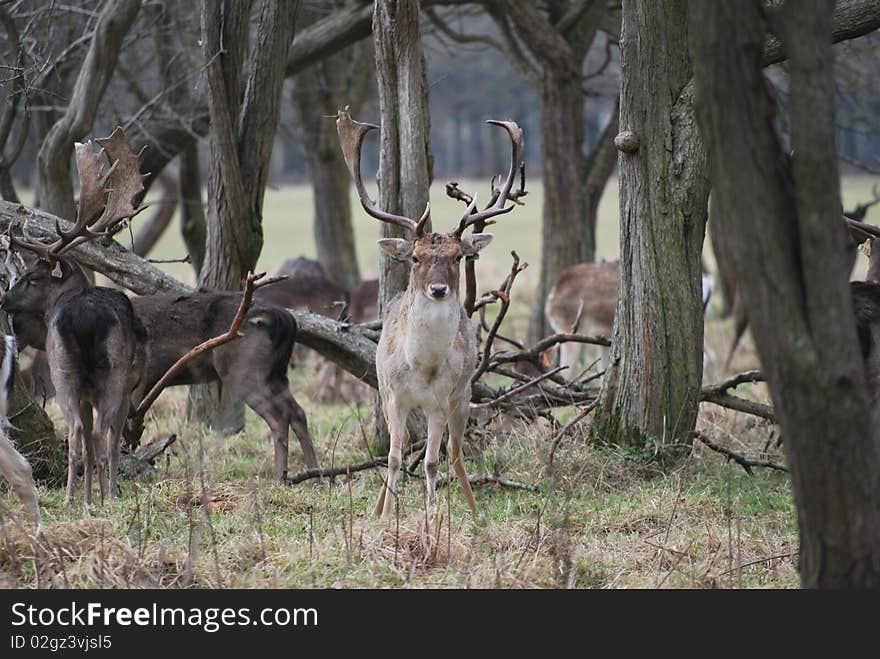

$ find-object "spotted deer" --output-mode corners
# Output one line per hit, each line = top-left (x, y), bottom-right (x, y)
(1, 128), (146, 506)
(337, 108), (524, 521)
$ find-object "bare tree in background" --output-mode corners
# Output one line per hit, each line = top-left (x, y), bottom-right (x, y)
(36, 0), (141, 220)
(428, 1), (621, 341)
(189, 0), (301, 427)
(291, 4), (375, 290)
(691, 0), (880, 588)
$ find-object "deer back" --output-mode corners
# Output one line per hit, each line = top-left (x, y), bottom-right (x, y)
(131, 292), (296, 391)
(546, 260), (620, 335)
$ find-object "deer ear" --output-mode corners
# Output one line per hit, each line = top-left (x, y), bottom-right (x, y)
(461, 233), (494, 256)
(377, 239), (414, 260)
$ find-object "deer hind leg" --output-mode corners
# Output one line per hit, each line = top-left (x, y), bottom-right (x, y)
(0, 432), (41, 527)
(447, 399), (477, 518)
(98, 397), (130, 500)
(424, 412), (446, 512)
(376, 397), (408, 522)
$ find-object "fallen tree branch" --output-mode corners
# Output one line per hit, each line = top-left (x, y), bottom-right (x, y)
(436, 473), (539, 493)
(701, 392), (776, 422)
(473, 365), (568, 408)
(701, 369), (765, 396)
(287, 440), (426, 485)
(119, 433), (177, 480)
(694, 432), (788, 475)
(699, 369), (774, 421)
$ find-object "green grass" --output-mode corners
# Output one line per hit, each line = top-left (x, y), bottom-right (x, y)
(3, 175), (877, 589)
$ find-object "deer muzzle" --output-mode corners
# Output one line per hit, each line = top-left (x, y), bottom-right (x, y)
(428, 283), (449, 300)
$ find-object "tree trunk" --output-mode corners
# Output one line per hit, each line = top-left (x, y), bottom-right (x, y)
(691, 0), (880, 588)
(192, 0), (300, 428)
(179, 142), (207, 277)
(371, 0), (432, 448)
(35, 0), (141, 220)
(292, 29), (372, 290)
(483, 0), (619, 343)
(596, 0), (709, 447)
(132, 173), (177, 257)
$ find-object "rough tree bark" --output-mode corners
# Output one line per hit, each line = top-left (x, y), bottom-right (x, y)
(596, 0), (710, 447)
(35, 0), (141, 220)
(292, 7), (373, 290)
(198, 0), (299, 291)
(371, 0), (433, 447)
(191, 0), (300, 427)
(691, 0), (880, 589)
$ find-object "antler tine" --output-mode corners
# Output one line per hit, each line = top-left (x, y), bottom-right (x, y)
(57, 127), (145, 255)
(336, 106), (428, 236)
(452, 194), (480, 237)
(452, 120), (525, 237)
(5, 221), (55, 262)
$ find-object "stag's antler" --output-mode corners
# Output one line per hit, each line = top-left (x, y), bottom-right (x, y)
(7, 127), (145, 262)
(336, 106), (430, 237)
(844, 183), (880, 223)
(452, 120), (525, 237)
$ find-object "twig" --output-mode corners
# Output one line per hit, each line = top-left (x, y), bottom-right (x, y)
(471, 251), (528, 384)
(694, 432), (788, 474)
(473, 365), (568, 408)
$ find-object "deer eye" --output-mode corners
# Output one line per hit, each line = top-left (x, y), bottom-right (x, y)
(455, 255), (463, 263)
(411, 256), (420, 264)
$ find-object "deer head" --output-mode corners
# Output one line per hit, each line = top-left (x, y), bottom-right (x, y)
(335, 107), (524, 302)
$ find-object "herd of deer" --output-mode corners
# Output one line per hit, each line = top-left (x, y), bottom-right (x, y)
(0, 114), (879, 532)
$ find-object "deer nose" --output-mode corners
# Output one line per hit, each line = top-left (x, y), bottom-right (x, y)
(429, 284), (448, 299)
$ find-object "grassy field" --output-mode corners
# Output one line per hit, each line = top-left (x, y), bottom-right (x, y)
(1, 177), (876, 588)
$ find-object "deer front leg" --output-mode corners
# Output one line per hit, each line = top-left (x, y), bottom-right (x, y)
(424, 412), (447, 512)
(375, 396), (408, 522)
(448, 398), (477, 518)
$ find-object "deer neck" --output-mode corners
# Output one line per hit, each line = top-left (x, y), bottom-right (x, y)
(403, 288), (461, 368)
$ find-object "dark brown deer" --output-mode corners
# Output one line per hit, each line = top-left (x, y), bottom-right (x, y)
(337, 108), (524, 521)
(1, 129), (147, 506)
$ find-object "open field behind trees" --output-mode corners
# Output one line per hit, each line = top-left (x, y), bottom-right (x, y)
(0, 176), (875, 588)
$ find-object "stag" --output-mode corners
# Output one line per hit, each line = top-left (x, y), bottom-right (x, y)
(0, 335), (40, 526)
(1, 128), (146, 506)
(337, 108), (524, 521)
